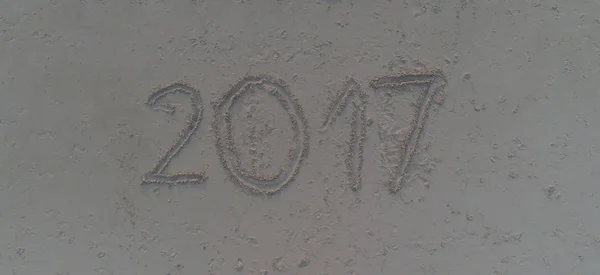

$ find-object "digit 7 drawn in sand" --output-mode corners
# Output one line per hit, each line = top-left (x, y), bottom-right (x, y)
(142, 82), (207, 185)
(370, 69), (447, 193)
(320, 78), (368, 191)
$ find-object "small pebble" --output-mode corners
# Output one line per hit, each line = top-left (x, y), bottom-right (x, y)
(234, 258), (243, 271)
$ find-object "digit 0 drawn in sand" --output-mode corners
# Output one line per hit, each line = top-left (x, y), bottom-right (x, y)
(142, 82), (207, 185)
(370, 69), (447, 193)
(212, 75), (309, 195)
(320, 78), (368, 191)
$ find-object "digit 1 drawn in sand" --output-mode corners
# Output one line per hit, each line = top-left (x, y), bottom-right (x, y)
(212, 75), (309, 195)
(320, 78), (368, 191)
(142, 82), (207, 185)
(370, 69), (447, 193)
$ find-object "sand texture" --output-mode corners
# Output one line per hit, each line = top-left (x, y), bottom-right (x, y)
(1, 1), (600, 274)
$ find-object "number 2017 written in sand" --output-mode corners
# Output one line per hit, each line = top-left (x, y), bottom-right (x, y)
(142, 70), (447, 195)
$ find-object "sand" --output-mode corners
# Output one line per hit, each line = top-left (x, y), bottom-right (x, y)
(1, 0), (600, 274)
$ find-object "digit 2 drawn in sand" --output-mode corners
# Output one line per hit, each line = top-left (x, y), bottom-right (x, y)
(142, 82), (207, 185)
(212, 75), (309, 195)
(320, 78), (368, 190)
(370, 69), (447, 193)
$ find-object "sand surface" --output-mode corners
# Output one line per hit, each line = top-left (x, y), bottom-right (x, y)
(1, 1), (600, 274)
